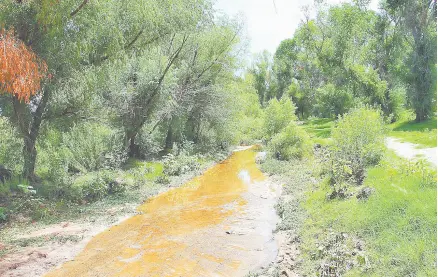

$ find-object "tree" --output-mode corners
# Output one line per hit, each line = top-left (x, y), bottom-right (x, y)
(0, 29), (47, 102)
(0, 0), (214, 178)
(0, 28), (48, 179)
(249, 50), (275, 105)
(384, 0), (437, 121)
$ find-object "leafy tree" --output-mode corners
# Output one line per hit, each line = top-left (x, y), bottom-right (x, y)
(0, 0), (216, 178)
(0, 29), (47, 102)
(314, 84), (353, 118)
(263, 97), (297, 138)
(384, 0), (437, 121)
(249, 50), (276, 104)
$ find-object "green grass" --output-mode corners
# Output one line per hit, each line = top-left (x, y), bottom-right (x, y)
(389, 117), (437, 148)
(302, 118), (335, 145)
(300, 151), (437, 276)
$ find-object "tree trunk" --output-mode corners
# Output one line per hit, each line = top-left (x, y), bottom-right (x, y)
(165, 124), (173, 152)
(12, 89), (50, 181)
(128, 135), (140, 158)
(23, 138), (37, 180)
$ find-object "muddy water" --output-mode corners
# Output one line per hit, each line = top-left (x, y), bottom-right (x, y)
(45, 148), (279, 277)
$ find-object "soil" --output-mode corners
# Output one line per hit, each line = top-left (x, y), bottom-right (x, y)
(385, 137), (437, 166)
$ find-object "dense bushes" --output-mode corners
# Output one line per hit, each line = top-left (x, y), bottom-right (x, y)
(71, 171), (126, 202)
(263, 97), (297, 137)
(0, 117), (23, 173)
(314, 84), (353, 118)
(62, 123), (127, 173)
(268, 122), (312, 160)
(162, 143), (202, 176)
(330, 107), (386, 186)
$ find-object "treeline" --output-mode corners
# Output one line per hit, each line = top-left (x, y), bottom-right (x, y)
(249, 0), (436, 122)
(0, 0), (247, 184)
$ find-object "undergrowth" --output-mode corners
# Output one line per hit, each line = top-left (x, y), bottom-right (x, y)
(301, 151), (437, 276)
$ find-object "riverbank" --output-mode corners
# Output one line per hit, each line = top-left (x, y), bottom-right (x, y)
(0, 153), (222, 277)
(252, 116), (436, 277)
(1, 147), (282, 277)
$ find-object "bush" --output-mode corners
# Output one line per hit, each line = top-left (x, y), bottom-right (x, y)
(314, 84), (353, 118)
(263, 97), (297, 138)
(268, 122), (312, 160)
(37, 144), (73, 199)
(163, 151), (201, 176)
(71, 170), (124, 202)
(62, 123), (126, 173)
(387, 86), (406, 122)
(330, 107), (386, 185)
(0, 117), (23, 173)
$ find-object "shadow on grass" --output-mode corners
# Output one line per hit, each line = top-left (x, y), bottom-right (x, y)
(393, 118), (437, 132)
(303, 118), (335, 138)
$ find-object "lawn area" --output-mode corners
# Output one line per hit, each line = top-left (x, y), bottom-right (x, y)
(389, 117), (437, 148)
(300, 151), (437, 276)
(301, 118), (335, 145)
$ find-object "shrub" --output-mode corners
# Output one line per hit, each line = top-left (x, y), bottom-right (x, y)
(314, 84), (353, 118)
(263, 97), (297, 138)
(62, 123), (126, 173)
(330, 107), (386, 185)
(71, 170), (123, 202)
(37, 144), (73, 199)
(0, 117), (23, 173)
(387, 86), (407, 122)
(268, 122), (312, 160)
(163, 152), (201, 176)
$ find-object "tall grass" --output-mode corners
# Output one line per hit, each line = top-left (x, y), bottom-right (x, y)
(301, 151), (437, 276)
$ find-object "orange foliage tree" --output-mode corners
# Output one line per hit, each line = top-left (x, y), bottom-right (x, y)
(0, 28), (47, 102)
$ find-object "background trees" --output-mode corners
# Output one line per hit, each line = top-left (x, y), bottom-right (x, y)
(249, 0), (436, 122)
(0, 0), (243, 183)
(0, 0), (435, 206)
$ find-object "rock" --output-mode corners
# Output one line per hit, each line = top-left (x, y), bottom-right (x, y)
(255, 152), (267, 164)
(281, 269), (295, 277)
(356, 187), (374, 200)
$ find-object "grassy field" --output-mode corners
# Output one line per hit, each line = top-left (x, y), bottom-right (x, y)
(303, 115), (437, 148)
(300, 151), (436, 276)
(266, 117), (437, 276)
(389, 117), (437, 148)
(301, 118), (335, 145)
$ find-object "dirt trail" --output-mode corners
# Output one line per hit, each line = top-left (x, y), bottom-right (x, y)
(41, 147), (280, 277)
(385, 137), (437, 166)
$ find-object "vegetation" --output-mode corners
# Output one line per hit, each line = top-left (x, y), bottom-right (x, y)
(260, 111), (436, 276)
(330, 107), (386, 186)
(390, 115), (437, 147)
(268, 122), (312, 160)
(0, 0), (436, 276)
(301, 151), (436, 276)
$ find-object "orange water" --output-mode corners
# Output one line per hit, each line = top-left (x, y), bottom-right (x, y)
(45, 148), (265, 277)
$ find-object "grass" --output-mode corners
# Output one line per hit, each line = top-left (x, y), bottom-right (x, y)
(302, 118), (335, 146)
(300, 151), (437, 276)
(389, 117), (437, 148)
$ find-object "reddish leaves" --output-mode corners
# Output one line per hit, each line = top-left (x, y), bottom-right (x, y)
(0, 29), (48, 102)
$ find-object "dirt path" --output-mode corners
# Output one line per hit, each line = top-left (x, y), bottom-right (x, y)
(385, 137), (437, 166)
(34, 147), (280, 277)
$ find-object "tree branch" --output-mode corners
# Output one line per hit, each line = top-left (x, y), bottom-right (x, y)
(125, 29), (144, 50)
(71, 0), (89, 17)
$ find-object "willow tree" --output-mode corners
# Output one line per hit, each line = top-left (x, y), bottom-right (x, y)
(384, 0), (437, 121)
(0, 28), (48, 179)
(0, 0), (213, 178)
